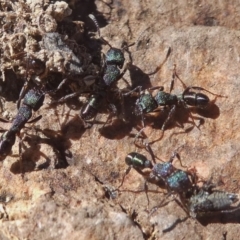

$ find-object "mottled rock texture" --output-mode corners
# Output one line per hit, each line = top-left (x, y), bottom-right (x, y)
(0, 0), (240, 239)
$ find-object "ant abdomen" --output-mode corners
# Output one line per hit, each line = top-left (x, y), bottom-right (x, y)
(183, 92), (210, 108)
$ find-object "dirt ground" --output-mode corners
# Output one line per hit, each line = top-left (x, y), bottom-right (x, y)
(0, 0), (240, 239)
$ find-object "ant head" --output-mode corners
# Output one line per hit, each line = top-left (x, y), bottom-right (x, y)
(27, 57), (46, 76)
(105, 48), (125, 68)
(105, 41), (134, 68)
(88, 14), (134, 68)
(23, 88), (45, 111)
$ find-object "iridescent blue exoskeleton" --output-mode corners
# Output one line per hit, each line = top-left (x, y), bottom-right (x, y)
(0, 88), (44, 160)
(120, 145), (239, 219)
(150, 152), (194, 195)
(118, 145), (196, 209)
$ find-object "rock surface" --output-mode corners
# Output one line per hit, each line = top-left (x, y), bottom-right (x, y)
(0, 0), (240, 239)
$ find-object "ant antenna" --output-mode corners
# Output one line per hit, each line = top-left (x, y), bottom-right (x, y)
(17, 52), (30, 109)
(122, 42), (135, 50)
(88, 14), (101, 38)
(88, 14), (112, 48)
(169, 145), (187, 168)
(135, 27), (150, 51)
(144, 141), (156, 164)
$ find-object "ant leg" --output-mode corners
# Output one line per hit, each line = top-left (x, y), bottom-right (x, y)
(169, 65), (176, 93)
(17, 80), (30, 109)
(144, 180), (150, 209)
(169, 145), (186, 168)
(120, 188), (164, 195)
(161, 105), (176, 131)
(55, 76), (93, 95)
(148, 86), (164, 92)
(101, 103), (118, 127)
(119, 90), (126, 121)
(146, 47), (171, 76)
(50, 76), (95, 105)
(122, 42), (135, 64)
(100, 37), (112, 48)
(57, 92), (82, 103)
(149, 192), (173, 215)
(133, 112), (147, 147)
(123, 86), (142, 97)
(187, 167), (203, 189)
(27, 115), (42, 124)
(190, 113), (200, 128)
(50, 90), (89, 104)
(117, 164), (153, 192)
(0, 97), (4, 113)
(115, 61), (132, 83)
(144, 141), (157, 164)
(116, 166), (132, 190)
(55, 78), (69, 91)
(18, 134), (24, 176)
(121, 77), (131, 88)
(172, 64), (187, 90)
(119, 177), (164, 209)
(162, 216), (189, 233)
(173, 197), (190, 216)
(179, 96), (202, 128)
(147, 105), (176, 145)
(0, 117), (10, 123)
(121, 42), (135, 84)
(120, 187), (164, 210)
(148, 131), (165, 146)
(183, 86), (227, 98)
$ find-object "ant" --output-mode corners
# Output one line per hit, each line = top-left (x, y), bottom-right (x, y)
(120, 142), (240, 218)
(124, 65), (225, 143)
(0, 88), (45, 160)
(117, 144), (197, 210)
(119, 146), (239, 219)
(53, 14), (134, 126)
